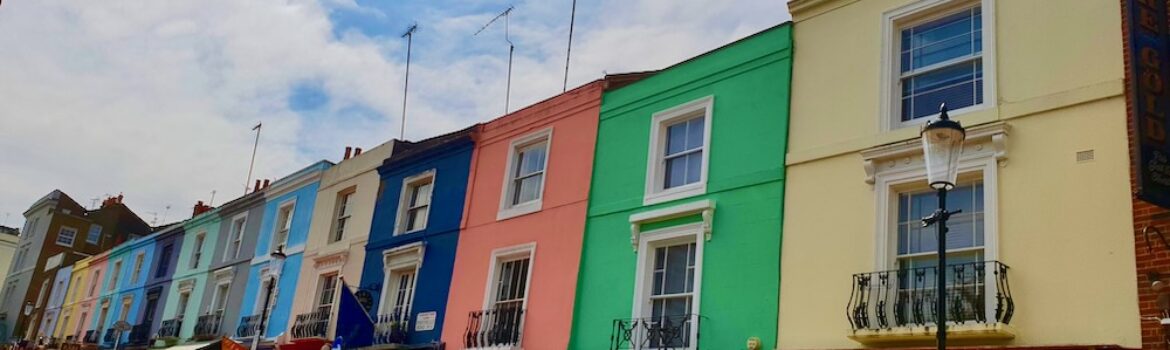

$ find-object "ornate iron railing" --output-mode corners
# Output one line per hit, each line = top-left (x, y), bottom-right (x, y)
(158, 318), (181, 339)
(464, 307), (525, 348)
(236, 315), (262, 338)
(846, 260), (1014, 331)
(290, 310), (331, 339)
(194, 313), (223, 339)
(372, 313), (410, 345)
(127, 323), (151, 345)
(83, 330), (99, 344)
(610, 314), (698, 350)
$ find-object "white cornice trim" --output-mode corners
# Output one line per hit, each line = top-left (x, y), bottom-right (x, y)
(628, 199), (715, 252)
(860, 123), (1009, 184)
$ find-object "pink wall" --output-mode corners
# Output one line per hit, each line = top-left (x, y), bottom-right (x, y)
(441, 81), (606, 349)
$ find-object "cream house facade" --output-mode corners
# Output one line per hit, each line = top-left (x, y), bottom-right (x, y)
(286, 143), (393, 340)
(780, 0), (1138, 349)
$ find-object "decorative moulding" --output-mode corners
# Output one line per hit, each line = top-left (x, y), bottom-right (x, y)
(628, 199), (715, 252)
(860, 123), (1009, 184)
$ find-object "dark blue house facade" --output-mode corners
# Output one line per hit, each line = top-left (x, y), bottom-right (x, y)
(358, 126), (477, 347)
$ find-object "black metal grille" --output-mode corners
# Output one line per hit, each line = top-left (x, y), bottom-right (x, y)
(236, 315), (262, 338)
(290, 310), (331, 339)
(846, 260), (1014, 330)
(610, 314), (698, 350)
(158, 318), (182, 338)
(102, 328), (117, 344)
(372, 313), (410, 345)
(464, 306), (525, 348)
(194, 313), (223, 339)
(128, 323), (152, 345)
(83, 330), (99, 344)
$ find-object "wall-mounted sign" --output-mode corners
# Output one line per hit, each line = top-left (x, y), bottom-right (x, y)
(1127, 0), (1170, 209)
(414, 311), (436, 331)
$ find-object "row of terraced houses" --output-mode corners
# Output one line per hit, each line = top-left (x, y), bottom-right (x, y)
(4, 0), (1170, 349)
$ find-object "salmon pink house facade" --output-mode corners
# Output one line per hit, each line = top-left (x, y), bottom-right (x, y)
(440, 78), (642, 350)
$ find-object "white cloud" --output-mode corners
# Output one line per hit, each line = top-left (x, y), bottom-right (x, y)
(0, 0), (788, 228)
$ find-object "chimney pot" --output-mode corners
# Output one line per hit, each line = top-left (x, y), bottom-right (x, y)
(344, 146), (353, 160)
(254, 179), (262, 192)
(263, 179), (271, 189)
(354, 147), (363, 157)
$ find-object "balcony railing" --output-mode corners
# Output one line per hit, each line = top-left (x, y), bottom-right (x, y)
(194, 313), (224, 339)
(464, 307), (525, 349)
(102, 329), (117, 344)
(236, 315), (262, 338)
(290, 310), (331, 339)
(127, 323), (151, 346)
(846, 260), (1015, 331)
(158, 318), (182, 339)
(610, 314), (699, 350)
(372, 313), (410, 345)
(83, 330), (99, 344)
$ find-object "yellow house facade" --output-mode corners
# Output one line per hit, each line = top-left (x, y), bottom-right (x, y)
(286, 142), (393, 341)
(780, 0), (1138, 349)
(54, 254), (93, 342)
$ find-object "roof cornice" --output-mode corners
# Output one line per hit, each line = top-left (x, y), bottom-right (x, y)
(788, 0), (859, 21)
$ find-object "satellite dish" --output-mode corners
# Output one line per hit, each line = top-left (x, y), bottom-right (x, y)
(113, 321), (132, 332)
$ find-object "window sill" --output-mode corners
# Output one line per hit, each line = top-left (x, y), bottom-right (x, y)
(497, 200), (542, 221)
(643, 184), (706, 206)
(848, 322), (1016, 346)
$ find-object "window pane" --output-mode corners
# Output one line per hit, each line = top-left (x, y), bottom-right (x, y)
(665, 156), (688, 189)
(517, 144), (547, 176)
(666, 122), (689, 155)
(685, 152), (703, 184)
(902, 60), (982, 121)
(514, 175), (543, 204)
(903, 7), (981, 72)
(664, 244), (689, 294)
(686, 117), (705, 150)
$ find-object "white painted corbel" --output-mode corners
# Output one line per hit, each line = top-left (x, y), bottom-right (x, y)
(992, 132), (1008, 162)
(702, 208), (714, 241)
(631, 224), (640, 252)
(863, 159), (876, 184)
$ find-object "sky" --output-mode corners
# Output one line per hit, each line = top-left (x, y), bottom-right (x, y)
(0, 0), (790, 229)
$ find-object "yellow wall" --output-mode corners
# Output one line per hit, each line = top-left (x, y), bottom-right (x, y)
(55, 257), (91, 340)
(781, 0), (1137, 348)
(287, 141), (392, 334)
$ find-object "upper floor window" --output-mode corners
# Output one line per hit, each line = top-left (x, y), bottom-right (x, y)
(56, 227), (78, 247)
(88, 271), (101, 297)
(130, 253), (145, 283)
(395, 171), (435, 235)
(885, 0), (994, 129)
(226, 215), (246, 261)
(155, 244), (173, 278)
(273, 202), (296, 252)
(332, 190), (355, 243)
(498, 129), (552, 220)
(108, 261), (122, 291)
(644, 96), (713, 205)
(190, 233), (205, 269)
(86, 225), (102, 245)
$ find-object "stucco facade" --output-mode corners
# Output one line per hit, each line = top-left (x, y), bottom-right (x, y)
(441, 80), (623, 349)
(198, 191), (266, 342)
(779, 0), (1137, 348)
(569, 25), (792, 349)
(287, 143), (393, 341)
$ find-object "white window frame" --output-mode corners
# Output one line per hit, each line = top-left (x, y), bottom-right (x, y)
(879, 0), (997, 131)
(379, 243), (423, 318)
(35, 279), (49, 307)
(497, 128), (554, 220)
(272, 200), (297, 253)
(644, 96), (714, 206)
(208, 280), (232, 316)
(313, 272), (341, 316)
(190, 232), (206, 269)
(332, 189), (356, 243)
(630, 223), (704, 349)
(108, 261), (122, 291)
(225, 213), (248, 262)
(130, 252), (145, 283)
(253, 267), (273, 315)
(119, 295), (133, 321)
(480, 243), (537, 311)
(394, 170), (436, 235)
(56, 226), (78, 247)
(175, 290), (191, 319)
(86, 225), (102, 245)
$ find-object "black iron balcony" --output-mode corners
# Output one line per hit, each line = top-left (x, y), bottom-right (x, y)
(83, 330), (99, 344)
(610, 314), (698, 350)
(290, 310), (331, 339)
(158, 318), (182, 339)
(102, 328), (117, 344)
(464, 306), (525, 349)
(372, 313), (410, 345)
(846, 260), (1014, 331)
(194, 313), (224, 340)
(236, 315), (262, 338)
(127, 323), (151, 346)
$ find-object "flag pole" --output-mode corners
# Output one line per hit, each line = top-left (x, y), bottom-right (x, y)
(244, 122), (261, 195)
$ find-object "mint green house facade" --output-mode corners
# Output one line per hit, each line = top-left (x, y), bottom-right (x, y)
(568, 24), (792, 349)
(159, 206), (221, 341)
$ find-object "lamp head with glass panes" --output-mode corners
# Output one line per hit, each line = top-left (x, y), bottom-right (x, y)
(920, 104), (966, 190)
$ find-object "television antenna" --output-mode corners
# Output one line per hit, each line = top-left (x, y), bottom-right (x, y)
(475, 6), (515, 114)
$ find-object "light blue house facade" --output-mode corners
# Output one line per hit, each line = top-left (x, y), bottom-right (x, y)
(95, 231), (157, 347)
(239, 161), (331, 341)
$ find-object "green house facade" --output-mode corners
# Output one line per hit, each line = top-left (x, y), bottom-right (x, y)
(569, 24), (792, 349)
(158, 207), (221, 342)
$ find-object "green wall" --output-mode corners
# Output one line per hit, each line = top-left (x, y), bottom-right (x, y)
(160, 210), (220, 340)
(569, 24), (792, 349)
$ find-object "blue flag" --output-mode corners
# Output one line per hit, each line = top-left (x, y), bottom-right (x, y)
(335, 279), (374, 348)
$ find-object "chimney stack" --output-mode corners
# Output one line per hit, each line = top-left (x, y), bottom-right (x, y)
(192, 201), (213, 217)
(354, 147), (363, 157)
(344, 146), (353, 160)
(262, 179), (271, 189)
(254, 179), (262, 193)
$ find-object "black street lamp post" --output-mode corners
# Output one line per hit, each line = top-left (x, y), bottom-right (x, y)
(252, 247), (286, 350)
(919, 104), (966, 350)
